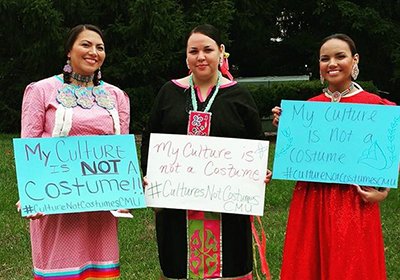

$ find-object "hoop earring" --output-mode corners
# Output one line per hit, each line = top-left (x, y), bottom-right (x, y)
(351, 64), (359, 80)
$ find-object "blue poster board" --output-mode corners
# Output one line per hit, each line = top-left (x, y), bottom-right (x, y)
(273, 100), (400, 188)
(13, 134), (145, 216)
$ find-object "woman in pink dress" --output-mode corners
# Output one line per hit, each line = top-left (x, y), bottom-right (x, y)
(16, 24), (130, 279)
(272, 34), (394, 279)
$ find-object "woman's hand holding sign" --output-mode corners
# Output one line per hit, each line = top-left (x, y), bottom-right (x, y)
(16, 200), (45, 220)
(354, 185), (390, 203)
(272, 106), (282, 127)
(264, 169), (272, 185)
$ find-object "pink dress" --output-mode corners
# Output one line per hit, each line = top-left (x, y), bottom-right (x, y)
(21, 75), (130, 279)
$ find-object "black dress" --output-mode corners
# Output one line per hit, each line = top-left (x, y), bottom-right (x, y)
(141, 80), (264, 279)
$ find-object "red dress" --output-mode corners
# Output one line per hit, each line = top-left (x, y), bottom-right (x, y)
(280, 90), (395, 280)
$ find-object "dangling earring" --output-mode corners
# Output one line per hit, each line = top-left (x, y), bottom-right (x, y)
(63, 59), (72, 74)
(97, 68), (102, 80)
(351, 64), (359, 80)
(320, 72), (324, 84)
(220, 52), (233, 80)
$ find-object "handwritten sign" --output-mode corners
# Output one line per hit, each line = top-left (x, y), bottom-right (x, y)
(273, 100), (400, 188)
(13, 135), (145, 216)
(145, 133), (269, 216)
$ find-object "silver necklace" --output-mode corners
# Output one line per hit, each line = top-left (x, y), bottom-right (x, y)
(71, 72), (94, 84)
(323, 82), (355, 102)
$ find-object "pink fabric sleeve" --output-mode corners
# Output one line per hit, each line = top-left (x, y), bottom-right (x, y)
(21, 83), (45, 138)
(116, 90), (130, 134)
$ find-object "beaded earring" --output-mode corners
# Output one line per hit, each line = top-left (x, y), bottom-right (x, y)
(63, 59), (72, 74)
(220, 52), (233, 80)
(351, 64), (359, 80)
(97, 68), (102, 80)
(320, 72), (324, 84)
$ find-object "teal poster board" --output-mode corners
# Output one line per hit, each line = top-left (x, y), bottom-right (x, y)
(273, 100), (400, 188)
(13, 134), (145, 216)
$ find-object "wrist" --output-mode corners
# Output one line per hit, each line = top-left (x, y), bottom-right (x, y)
(380, 189), (389, 200)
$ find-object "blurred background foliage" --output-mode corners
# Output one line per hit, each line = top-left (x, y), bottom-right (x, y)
(1, 0), (399, 133)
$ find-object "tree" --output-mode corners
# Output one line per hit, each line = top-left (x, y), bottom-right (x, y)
(1, 0), (399, 132)
(0, 0), (64, 132)
(228, 0), (281, 77)
(261, 0), (400, 102)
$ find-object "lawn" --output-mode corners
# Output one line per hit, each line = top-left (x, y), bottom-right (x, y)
(0, 134), (399, 279)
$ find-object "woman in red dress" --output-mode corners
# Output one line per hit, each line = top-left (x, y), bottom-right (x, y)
(272, 34), (394, 280)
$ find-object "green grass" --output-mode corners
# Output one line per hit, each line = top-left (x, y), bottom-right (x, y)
(0, 134), (399, 279)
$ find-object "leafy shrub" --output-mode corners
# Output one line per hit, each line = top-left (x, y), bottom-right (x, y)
(125, 86), (157, 133)
(0, 80), (380, 134)
(0, 101), (21, 134)
(243, 80), (378, 117)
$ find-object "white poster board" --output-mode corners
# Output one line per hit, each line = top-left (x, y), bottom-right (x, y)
(145, 133), (269, 216)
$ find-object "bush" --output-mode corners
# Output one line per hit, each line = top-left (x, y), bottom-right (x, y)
(243, 80), (378, 117)
(0, 81), (380, 134)
(126, 86), (157, 133)
(0, 101), (20, 134)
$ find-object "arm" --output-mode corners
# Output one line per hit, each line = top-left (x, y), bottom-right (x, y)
(114, 89), (132, 214)
(354, 185), (390, 203)
(239, 87), (272, 184)
(140, 87), (166, 213)
(140, 86), (164, 175)
(18, 83), (46, 219)
(117, 90), (130, 134)
(21, 83), (46, 138)
(240, 87), (265, 140)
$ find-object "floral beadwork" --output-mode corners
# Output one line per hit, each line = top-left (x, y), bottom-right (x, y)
(93, 86), (115, 110)
(75, 87), (95, 109)
(57, 84), (78, 108)
(56, 83), (114, 110)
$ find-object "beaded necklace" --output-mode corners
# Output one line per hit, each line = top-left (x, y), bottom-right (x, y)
(187, 71), (222, 136)
(323, 82), (355, 102)
(57, 83), (115, 110)
(53, 76), (120, 137)
(189, 71), (222, 112)
(71, 72), (94, 84)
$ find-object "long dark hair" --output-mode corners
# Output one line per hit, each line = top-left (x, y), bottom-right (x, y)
(63, 24), (104, 85)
